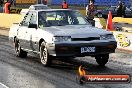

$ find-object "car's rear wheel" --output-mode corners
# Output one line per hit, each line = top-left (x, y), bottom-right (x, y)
(40, 42), (52, 66)
(95, 54), (109, 66)
(14, 39), (27, 58)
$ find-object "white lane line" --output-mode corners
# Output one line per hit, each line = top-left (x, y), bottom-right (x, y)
(0, 82), (9, 88)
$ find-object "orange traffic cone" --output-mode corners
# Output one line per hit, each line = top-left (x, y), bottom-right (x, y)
(106, 11), (113, 31)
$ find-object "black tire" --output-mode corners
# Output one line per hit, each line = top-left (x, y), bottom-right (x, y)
(14, 38), (27, 58)
(79, 76), (86, 85)
(95, 54), (109, 66)
(76, 75), (86, 85)
(40, 41), (52, 66)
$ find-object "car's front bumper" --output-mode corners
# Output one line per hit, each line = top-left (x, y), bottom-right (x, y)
(47, 41), (117, 57)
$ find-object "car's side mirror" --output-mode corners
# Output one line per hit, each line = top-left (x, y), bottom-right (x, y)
(28, 24), (37, 29)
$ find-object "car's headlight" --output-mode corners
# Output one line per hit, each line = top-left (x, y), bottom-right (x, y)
(100, 34), (114, 40)
(52, 36), (71, 42)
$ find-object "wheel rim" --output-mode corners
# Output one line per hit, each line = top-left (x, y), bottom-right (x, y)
(40, 46), (48, 65)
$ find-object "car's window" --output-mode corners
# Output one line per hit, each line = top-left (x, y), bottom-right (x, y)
(21, 12), (32, 26)
(38, 10), (89, 27)
(73, 11), (87, 24)
(38, 12), (48, 28)
(30, 12), (37, 24)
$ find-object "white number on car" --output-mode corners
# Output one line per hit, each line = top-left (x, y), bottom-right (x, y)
(81, 47), (96, 53)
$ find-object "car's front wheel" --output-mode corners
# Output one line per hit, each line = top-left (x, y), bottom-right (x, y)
(95, 54), (109, 66)
(40, 42), (52, 66)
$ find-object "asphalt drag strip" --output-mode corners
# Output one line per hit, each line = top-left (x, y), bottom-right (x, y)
(0, 35), (131, 88)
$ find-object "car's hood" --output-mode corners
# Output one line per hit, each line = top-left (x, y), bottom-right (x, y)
(44, 25), (112, 38)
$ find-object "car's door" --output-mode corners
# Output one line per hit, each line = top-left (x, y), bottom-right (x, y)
(17, 12), (32, 49)
(31, 12), (50, 52)
(25, 12), (39, 52)
(18, 12), (33, 49)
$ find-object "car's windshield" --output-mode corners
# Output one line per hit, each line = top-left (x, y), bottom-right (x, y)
(38, 10), (89, 27)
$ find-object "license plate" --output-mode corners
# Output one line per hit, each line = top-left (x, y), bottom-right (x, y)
(81, 47), (95, 53)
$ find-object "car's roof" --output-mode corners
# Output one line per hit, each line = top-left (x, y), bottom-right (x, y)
(29, 4), (51, 10)
(34, 9), (76, 12)
(30, 4), (48, 7)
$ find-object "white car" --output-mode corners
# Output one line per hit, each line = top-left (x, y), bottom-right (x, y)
(9, 9), (117, 66)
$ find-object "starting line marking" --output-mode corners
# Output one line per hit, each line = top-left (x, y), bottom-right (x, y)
(0, 82), (9, 88)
